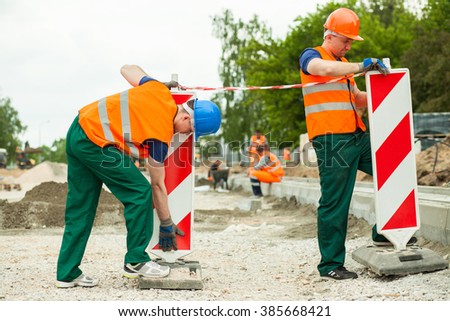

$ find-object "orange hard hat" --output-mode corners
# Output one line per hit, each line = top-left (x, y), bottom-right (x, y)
(323, 8), (363, 41)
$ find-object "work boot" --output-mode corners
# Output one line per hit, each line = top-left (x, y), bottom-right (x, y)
(373, 236), (418, 247)
(322, 267), (358, 280)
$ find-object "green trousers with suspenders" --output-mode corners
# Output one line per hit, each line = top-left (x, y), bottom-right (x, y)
(312, 129), (381, 276)
(57, 116), (153, 282)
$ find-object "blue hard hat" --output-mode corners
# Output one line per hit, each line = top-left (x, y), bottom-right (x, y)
(193, 99), (221, 141)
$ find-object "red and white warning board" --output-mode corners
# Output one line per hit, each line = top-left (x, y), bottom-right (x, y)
(149, 91), (196, 263)
(366, 69), (420, 250)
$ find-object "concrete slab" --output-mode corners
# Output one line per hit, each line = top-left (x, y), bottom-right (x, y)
(139, 260), (203, 290)
(352, 245), (448, 276)
(238, 198), (262, 211)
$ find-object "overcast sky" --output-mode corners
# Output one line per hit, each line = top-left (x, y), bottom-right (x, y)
(0, 0), (331, 147)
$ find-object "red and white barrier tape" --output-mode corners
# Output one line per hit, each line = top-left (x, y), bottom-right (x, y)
(180, 73), (364, 91)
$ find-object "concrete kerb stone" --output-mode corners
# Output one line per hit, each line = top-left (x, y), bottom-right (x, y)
(229, 174), (450, 245)
(417, 201), (450, 245)
(238, 198), (262, 211)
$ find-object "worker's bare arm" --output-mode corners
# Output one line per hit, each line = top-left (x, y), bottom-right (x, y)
(353, 83), (368, 109)
(120, 65), (149, 87)
(307, 58), (360, 77)
(145, 157), (171, 221)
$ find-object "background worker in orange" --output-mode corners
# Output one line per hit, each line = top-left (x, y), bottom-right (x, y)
(248, 144), (284, 197)
(56, 64), (221, 288)
(247, 129), (267, 166)
(299, 8), (391, 280)
(283, 147), (291, 163)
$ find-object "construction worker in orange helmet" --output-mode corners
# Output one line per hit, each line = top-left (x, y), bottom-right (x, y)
(299, 8), (416, 281)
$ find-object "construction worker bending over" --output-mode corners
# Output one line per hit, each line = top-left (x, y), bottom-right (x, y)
(56, 64), (221, 288)
(248, 145), (284, 197)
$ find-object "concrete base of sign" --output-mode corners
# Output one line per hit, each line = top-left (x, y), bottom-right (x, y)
(352, 245), (448, 276)
(139, 259), (203, 290)
(238, 198), (262, 211)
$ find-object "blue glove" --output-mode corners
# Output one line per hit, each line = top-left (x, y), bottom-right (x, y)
(159, 217), (185, 252)
(359, 58), (390, 75)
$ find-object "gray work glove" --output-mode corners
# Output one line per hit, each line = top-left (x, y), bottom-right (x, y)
(358, 58), (390, 76)
(163, 80), (180, 90)
(159, 217), (185, 251)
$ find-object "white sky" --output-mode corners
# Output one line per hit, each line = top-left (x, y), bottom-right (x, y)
(0, 0), (331, 147)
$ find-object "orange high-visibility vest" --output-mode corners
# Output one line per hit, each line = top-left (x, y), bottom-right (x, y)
(78, 81), (177, 159)
(300, 46), (366, 140)
(260, 152), (284, 176)
(250, 152), (284, 183)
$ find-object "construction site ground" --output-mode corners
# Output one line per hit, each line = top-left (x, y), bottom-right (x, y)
(0, 136), (449, 301)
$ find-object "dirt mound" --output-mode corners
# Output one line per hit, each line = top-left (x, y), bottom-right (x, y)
(415, 135), (450, 186)
(0, 182), (124, 229)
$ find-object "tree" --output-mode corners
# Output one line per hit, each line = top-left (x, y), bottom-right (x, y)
(400, 0), (450, 112)
(211, 10), (274, 151)
(212, 0), (444, 149)
(234, 0), (421, 143)
(41, 138), (67, 163)
(0, 97), (26, 163)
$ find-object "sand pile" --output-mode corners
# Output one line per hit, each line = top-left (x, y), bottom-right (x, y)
(14, 161), (67, 190)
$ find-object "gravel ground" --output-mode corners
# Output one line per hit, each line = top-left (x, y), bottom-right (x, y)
(0, 189), (448, 301)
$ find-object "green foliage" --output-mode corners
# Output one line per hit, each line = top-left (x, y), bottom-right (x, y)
(400, 0), (450, 112)
(212, 0), (445, 147)
(0, 97), (26, 163)
(47, 138), (67, 163)
(211, 10), (275, 147)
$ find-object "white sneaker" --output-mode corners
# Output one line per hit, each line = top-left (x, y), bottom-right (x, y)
(56, 274), (99, 288)
(123, 261), (170, 279)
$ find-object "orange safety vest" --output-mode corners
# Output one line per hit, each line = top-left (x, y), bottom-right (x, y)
(78, 81), (177, 159)
(250, 152), (284, 183)
(300, 46), (366, 140)
(261, 152), (284, 176)
(283, 148), (291, 161)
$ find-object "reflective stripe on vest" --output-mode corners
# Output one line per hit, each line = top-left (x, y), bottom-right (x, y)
(98, 97), (113, 141)
(119, 91), (139, 158)
(96, 91), (140, 158)
(300, 46), (366, 140)
(305, 102), (356, 116)
(302, 82), (354, 95)
(79, 81), (176, 159)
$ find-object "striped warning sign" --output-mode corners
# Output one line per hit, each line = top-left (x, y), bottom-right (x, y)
(149, 91), (196, 263)
(366, 69), (420, 250)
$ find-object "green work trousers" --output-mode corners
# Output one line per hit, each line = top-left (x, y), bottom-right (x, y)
(312, 130), (379, 276)
(57, 116), (153, 282)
